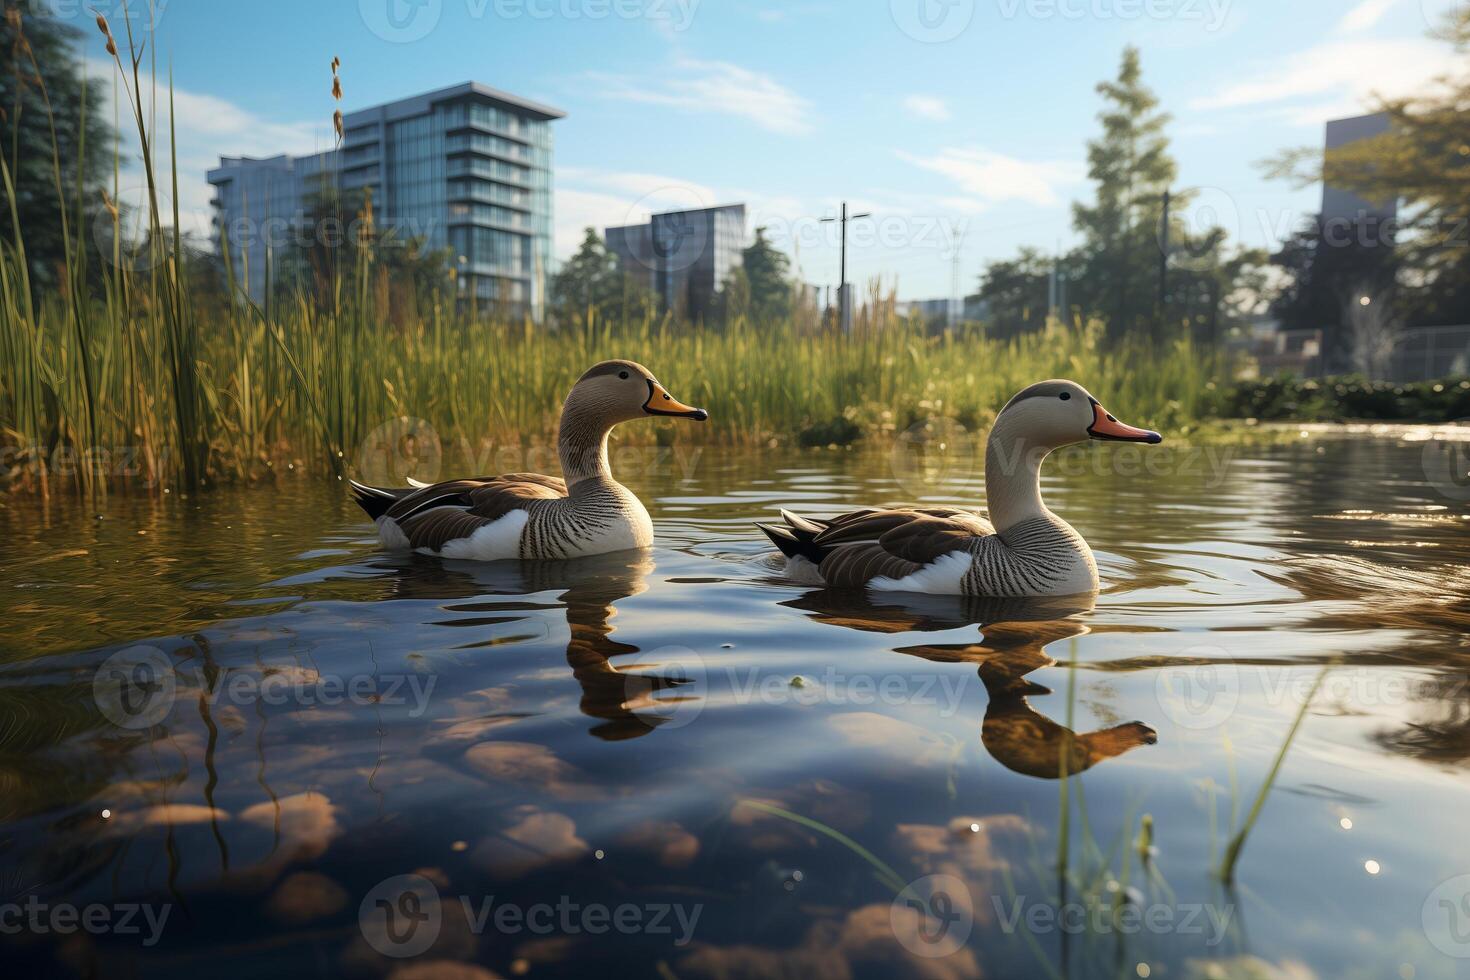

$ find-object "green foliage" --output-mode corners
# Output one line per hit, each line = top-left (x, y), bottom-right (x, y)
(977, 247), (1053, 340)
(0, 7), (113, 291)
(1268, 215), (1399, 349)
(1216, 375), (1470, 421)
(550, 226), (658, 326)
(283, 184), (456, 325)
(2, 274), (1240, 492)
(798, 414), (863, 448)
(741, 226), (792, 322)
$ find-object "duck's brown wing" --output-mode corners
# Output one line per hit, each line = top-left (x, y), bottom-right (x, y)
(384, 474), (568, 552)
(766, 507), (994, 588)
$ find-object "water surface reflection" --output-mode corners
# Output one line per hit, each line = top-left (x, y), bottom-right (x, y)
(1, 436), (1468, 978)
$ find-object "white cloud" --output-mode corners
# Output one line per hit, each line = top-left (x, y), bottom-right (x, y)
(1336, 0), (1403, 34)
(587, 57), (811, 134)
(903, 95), (951, 122)
(895, 147), (1083, 208)
(1187, 38), (1457, 125)
(555, 189), (649, 256)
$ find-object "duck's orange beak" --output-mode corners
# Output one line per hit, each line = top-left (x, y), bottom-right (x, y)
(644, 380), (708, 421)
(1087, 400), (1161, 444)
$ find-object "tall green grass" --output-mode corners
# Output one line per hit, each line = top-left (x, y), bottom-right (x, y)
(0, 289), (1232, 496)
(0, 14), (1232, 497)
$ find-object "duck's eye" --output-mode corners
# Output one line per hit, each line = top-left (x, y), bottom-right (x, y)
(1058, 391), (1071, 401)
(619, 371), (630, 380)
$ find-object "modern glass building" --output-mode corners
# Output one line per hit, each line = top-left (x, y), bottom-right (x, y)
(208, 82), (563, 317)
(205, 149), (336, 305)
(605, 204), (747, 322)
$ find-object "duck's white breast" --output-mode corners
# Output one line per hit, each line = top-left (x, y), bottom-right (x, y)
(561, 503), (652, 557)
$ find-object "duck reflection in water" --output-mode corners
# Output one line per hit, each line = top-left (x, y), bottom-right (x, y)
(375, 551), (681, 740)
(782, 589), (1158, 778)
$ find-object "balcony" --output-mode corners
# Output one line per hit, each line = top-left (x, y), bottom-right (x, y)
(441, 115), (532, 147)
(446, 180), (530, 210)
(459, 260), (530, 280)
(445, 142), (532, 170)
(446, 159), (530, 188)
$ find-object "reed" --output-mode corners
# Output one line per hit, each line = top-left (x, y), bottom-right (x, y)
(1217, 667), (1328, 884)
(0, 279), (1234, 495)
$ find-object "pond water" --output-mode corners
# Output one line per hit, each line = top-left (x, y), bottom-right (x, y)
(2, 434), (1470, 979)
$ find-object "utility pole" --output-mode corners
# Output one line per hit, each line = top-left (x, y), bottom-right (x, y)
(948, 226), (968, 331)
(1049, 239), (1060, 321)
(1158, 189), (1171, 312)
(822, 201), (871, 330)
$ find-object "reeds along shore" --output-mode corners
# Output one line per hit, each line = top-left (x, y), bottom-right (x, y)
(0, 15), (1226, 497)
(1, 286), (1227, 497)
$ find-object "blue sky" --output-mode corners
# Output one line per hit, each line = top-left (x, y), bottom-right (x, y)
(70, 0), (1466, 298)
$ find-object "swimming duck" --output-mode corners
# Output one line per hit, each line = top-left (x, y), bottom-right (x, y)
(351, 360), (707, 560)
(758, 380), (1161, 596)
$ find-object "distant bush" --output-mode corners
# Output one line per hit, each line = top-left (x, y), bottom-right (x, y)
(1216, 376), (1470, 422)
(798, 416), (864, 448)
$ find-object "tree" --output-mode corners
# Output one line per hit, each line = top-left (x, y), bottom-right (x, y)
(1268, 215), (1399, 362)
(976, 247), (1055, 339)
(0, 6), (114, 290)
(550, 227), (657, 326)
(1071, 46), (1178, 342)
(276, 184), (455, 324)
(977, 46), (1239, 345)
(1161, 239), (1274, 346)
(717, 265), (751, 323)
(740, 226), (792, 322)
(291, 183), (372, 309)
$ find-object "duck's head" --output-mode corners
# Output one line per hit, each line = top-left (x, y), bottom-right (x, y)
(567, 359), (708, 425)
(996, 380), (1161, 449)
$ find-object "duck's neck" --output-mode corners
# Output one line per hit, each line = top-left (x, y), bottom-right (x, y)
(983, 415), (1053, 532)
(558, 400), (615, 486)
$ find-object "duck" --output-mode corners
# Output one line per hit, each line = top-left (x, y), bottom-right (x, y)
(350, 360), (707, 560)
(758, 379), (1161, 596)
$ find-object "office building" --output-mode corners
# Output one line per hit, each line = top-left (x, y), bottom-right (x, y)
(1322, 112), (1398, 226)
(605, 204), (746, 321)
(208, 82), (563, 317)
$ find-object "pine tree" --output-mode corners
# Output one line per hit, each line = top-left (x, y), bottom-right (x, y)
(550, 227), (656, 326)
(0, 7), (114, 290)
(1072, 46), (1178, 342)
(740, 226), (791, 322)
